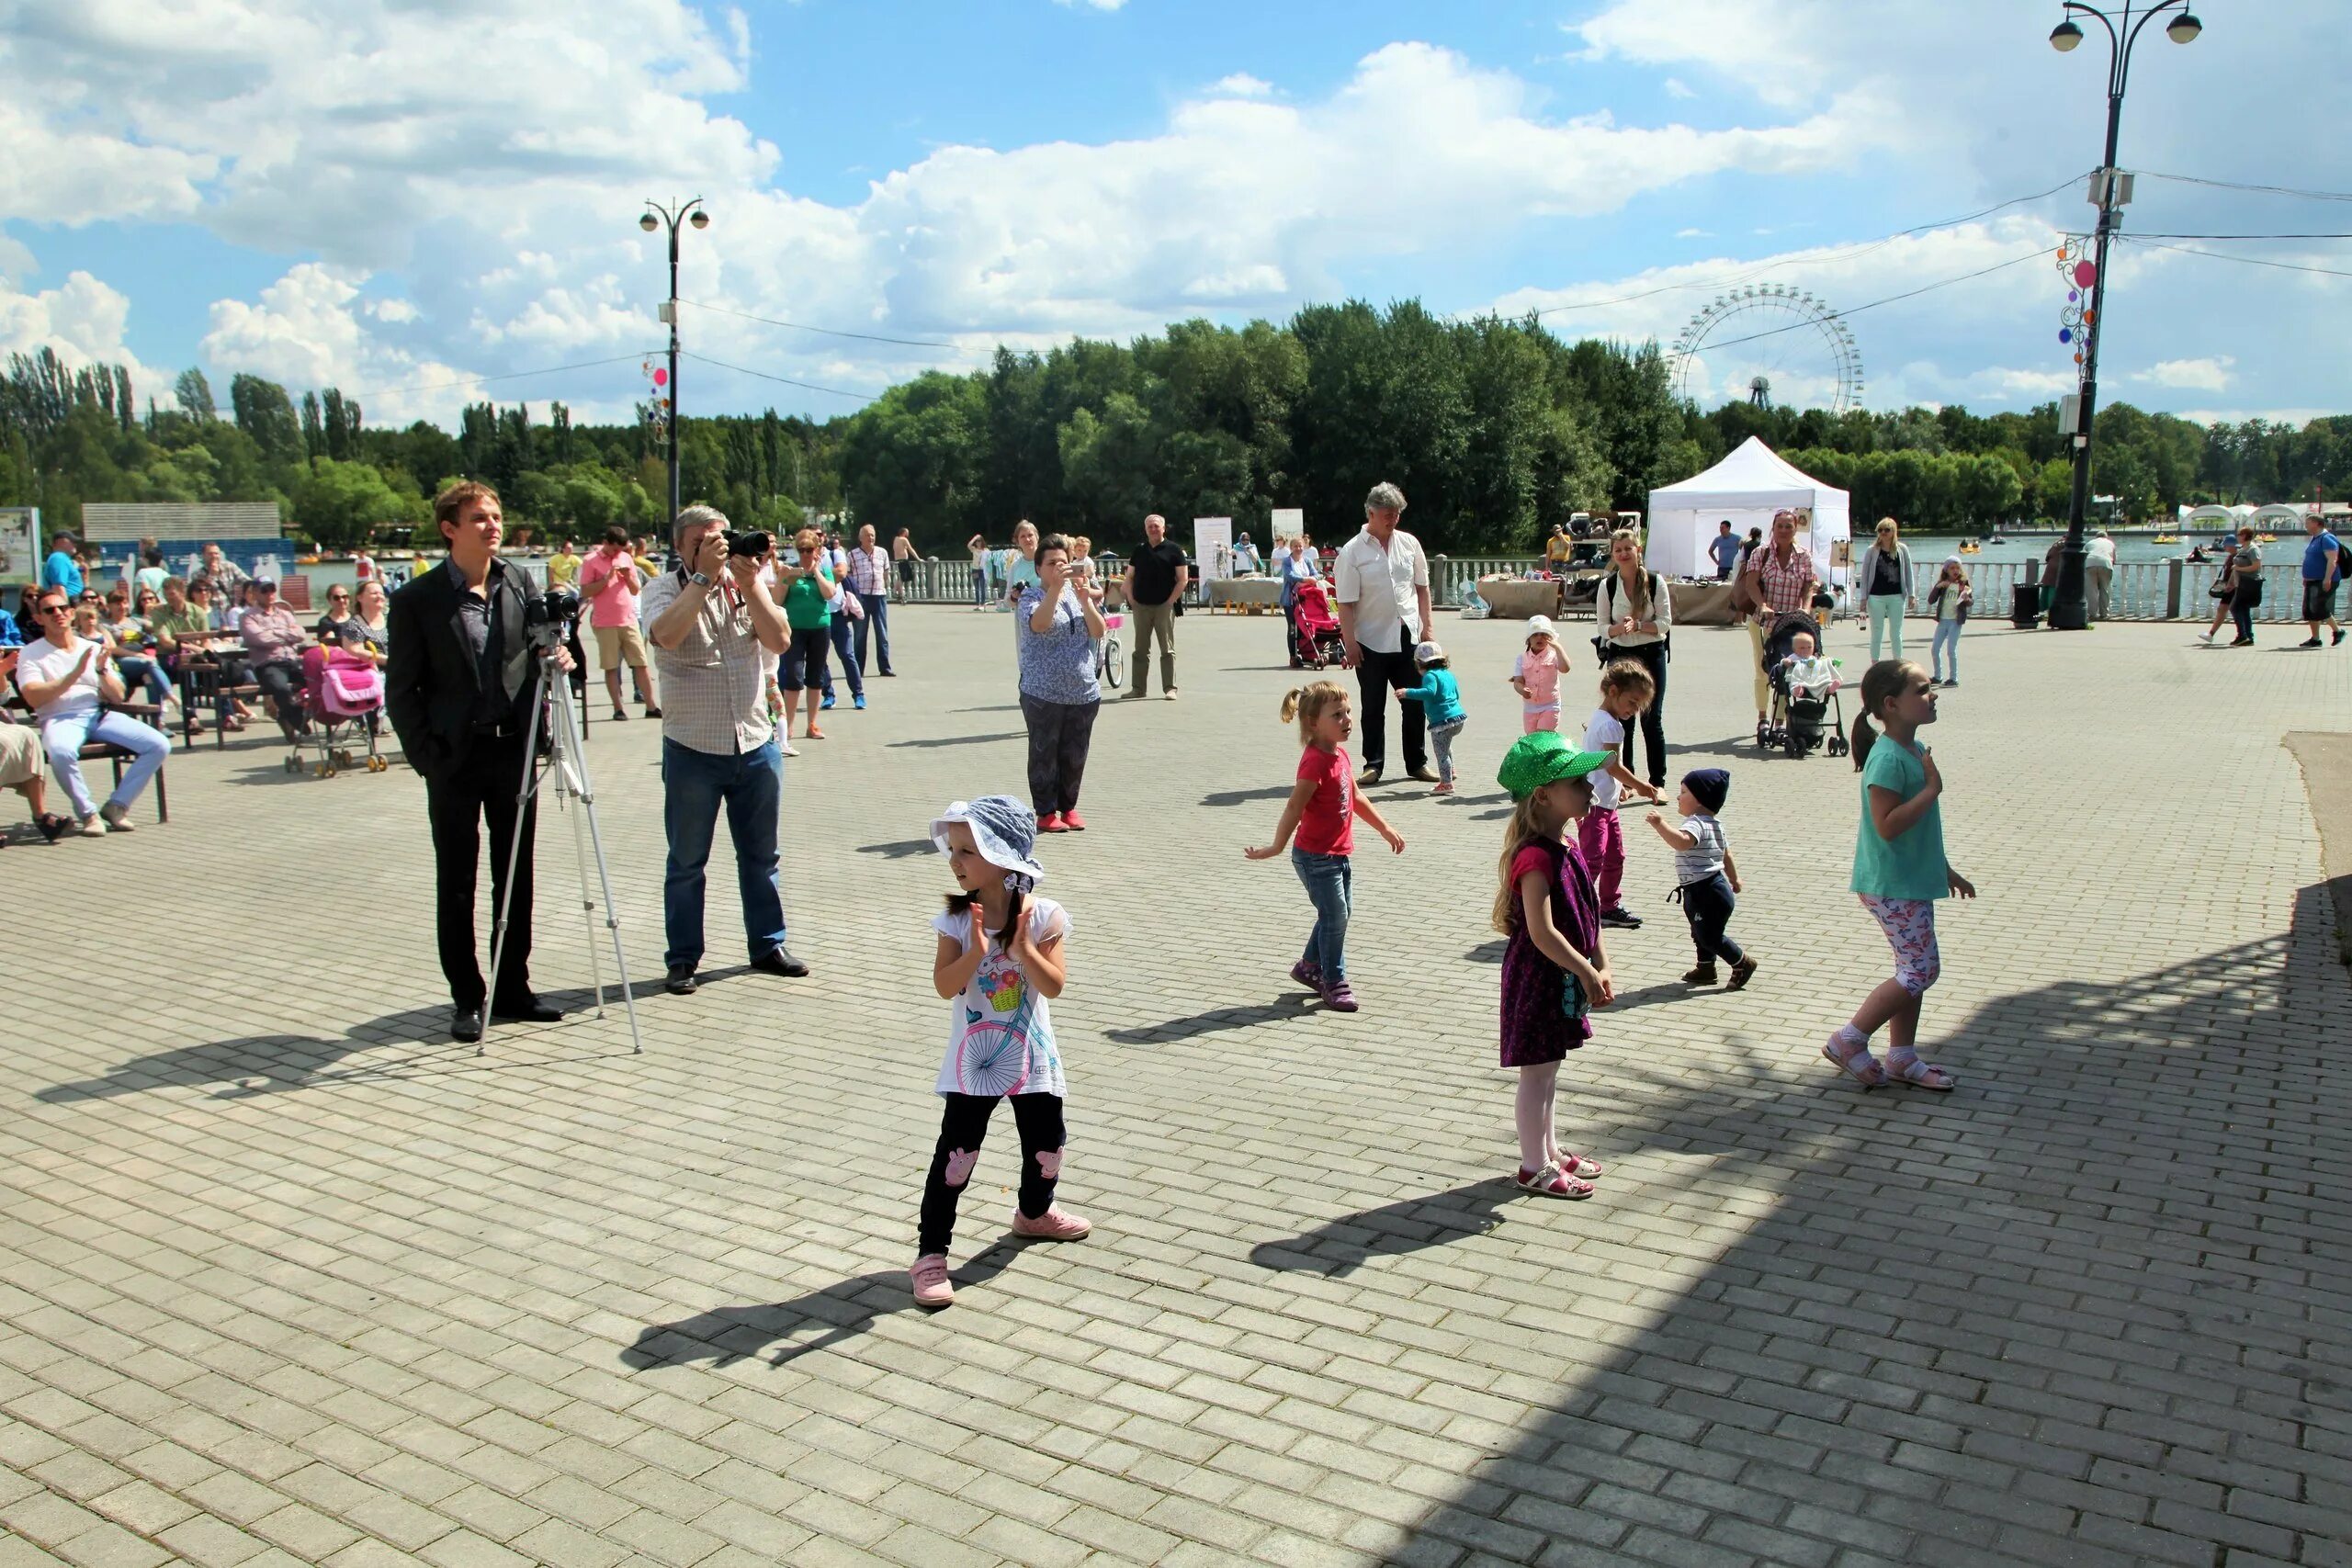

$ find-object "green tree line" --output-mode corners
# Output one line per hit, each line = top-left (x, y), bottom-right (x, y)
(5, 304), (2347, 559)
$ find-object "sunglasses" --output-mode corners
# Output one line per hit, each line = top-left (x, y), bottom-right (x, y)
(37, 604), (69, 615)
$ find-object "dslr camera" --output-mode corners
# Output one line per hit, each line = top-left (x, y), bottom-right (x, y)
(525, 585), (582, 649)
(725, 529), (771, 558)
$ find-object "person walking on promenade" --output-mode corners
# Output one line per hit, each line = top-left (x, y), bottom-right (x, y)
(1493, 730), (1618, 1201)
(1119, 514), (1188, 699)
(1860, 518), (1915, 663)
(1333, 481), (1435, 784)
(966, 534), (991, 609)
(1826, 660), (1977, 1092)
(1243, 681), (1406, 1014)
(640, 505), (808, 997)
(1736, 510), (1818, 732)
(891, 525), (918, 597)
(1645, 768), (1755, 989)
(1394, 640), (1465, 795)
(846, 523), (897, 677)
(1278, 534), (1319, 667)
(910, 795), (1091, 1310)
(1018, 535), (1105, 833)
(1511, 615), (1569, 734)
(1577, 660), (1664, 931)
(777, 528), (841, 742)
(1927, 557), (1972, 686)
(1595, 528), (1671, 787)
(2300, 511), (2344, 649)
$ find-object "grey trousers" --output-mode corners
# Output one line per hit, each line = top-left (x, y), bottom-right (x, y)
(1129, 600), (1177, 694)
(1020, 694), (1099, 815)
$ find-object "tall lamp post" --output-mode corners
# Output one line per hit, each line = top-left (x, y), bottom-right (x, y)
(639, 197), (709, 530)
(2045, 1), (2200, 630)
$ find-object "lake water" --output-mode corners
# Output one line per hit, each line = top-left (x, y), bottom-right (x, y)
(1897, 531), (2241, 567)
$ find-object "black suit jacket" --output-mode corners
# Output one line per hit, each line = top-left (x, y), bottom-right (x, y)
(385, 561), (537, 780)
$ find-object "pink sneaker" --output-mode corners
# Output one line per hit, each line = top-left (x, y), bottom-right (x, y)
(1060, 810), (1088, 830)
(909, 1254), (954, 1308)
(1038, 812), (1068, 833)
(1321, 982), (1360, 1012)
(1010, 1205), (1092, 1241)
(1288, 959), (1323, 992)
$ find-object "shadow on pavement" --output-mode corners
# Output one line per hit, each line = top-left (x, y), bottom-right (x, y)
(886, 731), (1024, 750)
(1249, 1179), (1515, 1278)
(856, 838), (937, 860)
(1363, 886), (2352, 1566)
(1200, 784), (1295, 808)
(1103, 998), (1313, 1044)
(622, 1245), (1020, 1369)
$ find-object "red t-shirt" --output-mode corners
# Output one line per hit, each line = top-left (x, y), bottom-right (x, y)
(1295, 744), (1354, 856)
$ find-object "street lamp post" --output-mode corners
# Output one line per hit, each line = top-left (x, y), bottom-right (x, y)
(2045, 1), (2200, 631)
(639, 197), (709, 531)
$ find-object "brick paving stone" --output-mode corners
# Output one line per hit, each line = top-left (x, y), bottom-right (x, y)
(4, 614), (2350, 1566)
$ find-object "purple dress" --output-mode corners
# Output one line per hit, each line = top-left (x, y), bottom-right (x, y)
(1499, 837), (1602, 1066)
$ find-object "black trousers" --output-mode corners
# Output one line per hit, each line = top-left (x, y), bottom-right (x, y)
(1678, 872), (1745, 965)
(920, 1092), (1065, 1255)
(426, 731), (538, 1010)
(1353, 640), (1425, 773)
(1020, 694), (1099, 815)
(1608, 639), (1668, 785)
(253, 658), (310, 736)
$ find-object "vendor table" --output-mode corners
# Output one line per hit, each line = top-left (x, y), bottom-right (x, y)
(1208, 578), (1282, 611)
(1476, 578), (1562, 620)
(1667, 580), (1741, 626)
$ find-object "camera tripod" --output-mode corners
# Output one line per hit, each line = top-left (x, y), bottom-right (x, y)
(485, 642), (643, 1055)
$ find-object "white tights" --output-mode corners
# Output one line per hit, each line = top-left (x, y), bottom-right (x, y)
(1514, 1062), (1561, 1170)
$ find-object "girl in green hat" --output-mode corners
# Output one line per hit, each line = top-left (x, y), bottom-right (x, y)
(1492, 731), (1619, 1200)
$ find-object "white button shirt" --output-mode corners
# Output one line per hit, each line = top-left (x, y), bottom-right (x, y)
(1332, 526), (1430, 655)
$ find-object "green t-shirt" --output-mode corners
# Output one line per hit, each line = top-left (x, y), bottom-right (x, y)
(1850, 735), (1948, 900)
(783, 570), (836, 630)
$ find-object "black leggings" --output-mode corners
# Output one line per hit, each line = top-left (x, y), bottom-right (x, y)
(1020, 694), (1099, 815)
(919, 1092), (1066, 1256)
(781, 625), (830, 691)
(1678, 872), (1745, 965)
(1607, 640), (1668, 784)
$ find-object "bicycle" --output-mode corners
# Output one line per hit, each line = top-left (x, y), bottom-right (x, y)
(1099, 612), (1125, 689)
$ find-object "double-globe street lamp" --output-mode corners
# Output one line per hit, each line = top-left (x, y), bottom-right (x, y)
(639, 198), (709, 532)
(2044, 1), (2201, 631)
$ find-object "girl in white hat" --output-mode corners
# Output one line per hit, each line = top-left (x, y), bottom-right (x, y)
(911, 795), (1091, 1310)
(1510, 615), (1570, 734)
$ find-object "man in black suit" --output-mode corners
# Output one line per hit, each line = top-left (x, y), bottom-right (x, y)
(387, 481), (574, 1042)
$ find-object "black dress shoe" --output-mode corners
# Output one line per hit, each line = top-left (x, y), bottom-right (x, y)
(665, 965), (699, 995)
(489, 996), (565, 1023)
(750, 948), (810, 978)
(450, 1007), (484, 1043)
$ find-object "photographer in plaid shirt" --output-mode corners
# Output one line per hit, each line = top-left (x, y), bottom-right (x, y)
(641, 505), (811, 996)
(1738, 508), (1820, 729)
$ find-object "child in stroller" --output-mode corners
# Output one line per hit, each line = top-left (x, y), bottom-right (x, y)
(1759, 614), (1847, 759)
(1288, 576), (1347, 670)
(293, 643), (390, 776)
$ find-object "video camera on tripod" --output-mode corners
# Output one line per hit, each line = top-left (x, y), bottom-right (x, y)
(524, 585), (582, 649)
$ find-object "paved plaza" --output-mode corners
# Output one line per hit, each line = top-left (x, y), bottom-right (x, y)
(4, 604), (2350, 1568)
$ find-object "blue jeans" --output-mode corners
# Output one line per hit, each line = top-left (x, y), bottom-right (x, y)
(661, 738), (787, 970)
(1430, 718), (1464, 785)
(1291, 848), (1352, 984)
(853, 592), (891, 673)
(41, 708), (171, 819)
(971, 569), (989, 607)
(116, 656), (175, 709)
(1930, 618), (1963, 681)
(820, 616), (864, 700)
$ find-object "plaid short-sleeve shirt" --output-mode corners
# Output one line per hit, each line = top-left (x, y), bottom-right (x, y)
(1747, 545), (1816, 615)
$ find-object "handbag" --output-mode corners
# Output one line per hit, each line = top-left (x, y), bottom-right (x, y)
(2208, 577), (2231, 600)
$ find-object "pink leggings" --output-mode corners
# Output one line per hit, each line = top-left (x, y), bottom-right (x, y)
(1859, 895), (1940, 996)
(1577, 807), (1624, 909)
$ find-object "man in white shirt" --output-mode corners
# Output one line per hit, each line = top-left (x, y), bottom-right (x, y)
(15, 588), (172, 834)
(2086, 529), (2118, 621)
(1333, 481), (1437, 784)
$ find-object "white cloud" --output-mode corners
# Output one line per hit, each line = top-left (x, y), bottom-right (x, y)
(1055, 0), (1127, 9)
(1663, 77), (1694, 100)
(1211, 73), (1274, 98)
(0, 270), (172, 397)
(1675, 228), (1713, 239)
(2136, 355), (2234, 391)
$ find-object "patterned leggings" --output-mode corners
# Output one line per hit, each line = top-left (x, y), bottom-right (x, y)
(1859, 895), (1940, 996)
(919, 1092), (1065, 1256)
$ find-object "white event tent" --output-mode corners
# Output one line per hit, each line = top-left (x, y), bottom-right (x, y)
(1644, 437), (1851, 587)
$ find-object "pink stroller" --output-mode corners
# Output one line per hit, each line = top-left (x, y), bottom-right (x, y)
(295, 646), (389, 776)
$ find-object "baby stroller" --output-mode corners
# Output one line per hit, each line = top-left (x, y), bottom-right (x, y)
(294, 645), (389, 777)
(1758, 607), (1848, 760)
(1288, 577), (1347, 669)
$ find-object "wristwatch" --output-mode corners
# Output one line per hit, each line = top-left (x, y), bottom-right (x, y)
(688, 571), (713, 588)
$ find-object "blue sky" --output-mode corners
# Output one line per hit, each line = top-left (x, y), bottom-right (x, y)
(4, 0), (2345, 432)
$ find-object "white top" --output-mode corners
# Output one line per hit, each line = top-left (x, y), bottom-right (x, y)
(1596, 570), (1673, 648)
(1783, 653), (1837, 696)
(933, 897), (1069, 1099)
(16, 636), (103, 722)
(1580, 710), (1626, 808)
(2087, 536), (2118, 567)
(1331, 526), (1430, 654)
(1673, 814), (1727, 886)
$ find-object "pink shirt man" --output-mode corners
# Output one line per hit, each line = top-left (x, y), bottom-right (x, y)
(577, 543), (644, 629)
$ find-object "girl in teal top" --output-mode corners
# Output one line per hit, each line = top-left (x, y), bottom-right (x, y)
(1826, 660), (1977, 1092)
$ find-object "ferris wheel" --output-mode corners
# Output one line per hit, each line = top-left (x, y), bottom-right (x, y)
(1668, 285), (1865, 413)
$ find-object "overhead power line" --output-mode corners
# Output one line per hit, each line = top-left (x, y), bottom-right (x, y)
(2134, 169), (2352, 203)
(2117, 236), (2352, 280)
(681, 350), (874, 402)
(1528, 171), (2092, 320)
(346, 352), (662, 402)
(2127, 231), (2352, 241)
(676, 299), (984, 353)
(1683, 248), (2049, 356)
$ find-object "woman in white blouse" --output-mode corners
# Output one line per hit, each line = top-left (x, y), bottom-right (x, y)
(1594, 528), (1672, 788)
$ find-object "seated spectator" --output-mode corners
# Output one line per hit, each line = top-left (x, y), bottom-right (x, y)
(13, 589), (171, 835)
(181, 578), (252, 731)
(0, 660), (71, 845)
(334, 581), (392, 664)
(147, 577), (213, 735)
(238, 577), (314, 739)
(100, 584), (178, 716)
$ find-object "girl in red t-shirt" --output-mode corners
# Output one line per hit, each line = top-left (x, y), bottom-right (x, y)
(1244, 682), (1405, 1013)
